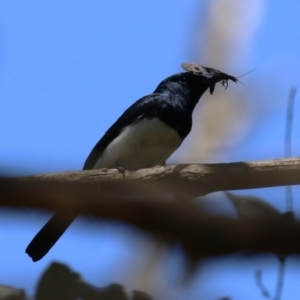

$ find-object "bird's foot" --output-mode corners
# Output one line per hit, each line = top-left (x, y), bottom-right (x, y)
(116, 164), (126, 179)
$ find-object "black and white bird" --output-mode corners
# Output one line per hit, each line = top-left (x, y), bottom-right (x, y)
(25, 63), (237, 262)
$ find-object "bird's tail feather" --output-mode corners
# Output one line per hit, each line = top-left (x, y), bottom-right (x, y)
(25, 212), (76, 262)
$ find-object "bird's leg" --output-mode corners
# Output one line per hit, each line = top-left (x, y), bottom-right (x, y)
(116, 163), (126, 179)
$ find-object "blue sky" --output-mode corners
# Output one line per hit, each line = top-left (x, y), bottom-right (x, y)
(1, 1), (300, 299)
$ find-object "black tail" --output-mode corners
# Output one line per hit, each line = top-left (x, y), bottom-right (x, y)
(26, 212), (77, 262)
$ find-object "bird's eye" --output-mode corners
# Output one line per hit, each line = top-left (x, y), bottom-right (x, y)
(179, 76), (187, 84)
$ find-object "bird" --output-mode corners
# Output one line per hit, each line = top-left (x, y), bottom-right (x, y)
(25, 63), (237, 262)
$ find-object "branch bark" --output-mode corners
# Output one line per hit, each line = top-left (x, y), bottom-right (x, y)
(13, 157), (300, 198)
(33, 157), (300, 188)
(1, 157), (300, 258)
(1, 157), (300, 214)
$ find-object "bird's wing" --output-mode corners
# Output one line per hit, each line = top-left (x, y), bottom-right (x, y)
(83, 93), (168, 170)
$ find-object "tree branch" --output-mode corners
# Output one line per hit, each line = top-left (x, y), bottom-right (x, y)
(1, 157), (300, 259)
(15, 157), (300, 199)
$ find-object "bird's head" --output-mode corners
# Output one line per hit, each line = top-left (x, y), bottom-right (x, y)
(154, 64), (237, 108)
(181, 62), (238, 94)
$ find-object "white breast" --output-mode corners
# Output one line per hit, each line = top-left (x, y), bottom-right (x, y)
(93, 118), (182, 169)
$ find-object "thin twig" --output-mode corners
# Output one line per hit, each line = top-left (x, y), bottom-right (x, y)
(255, 270), (271, 299)
(284, 87), (297, 212)
(264, 87), (298, 300)
(272, 87), (297, 300)
(274, 257), (286, 300)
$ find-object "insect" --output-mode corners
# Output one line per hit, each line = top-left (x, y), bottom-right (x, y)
(181, 62), (253, 94)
